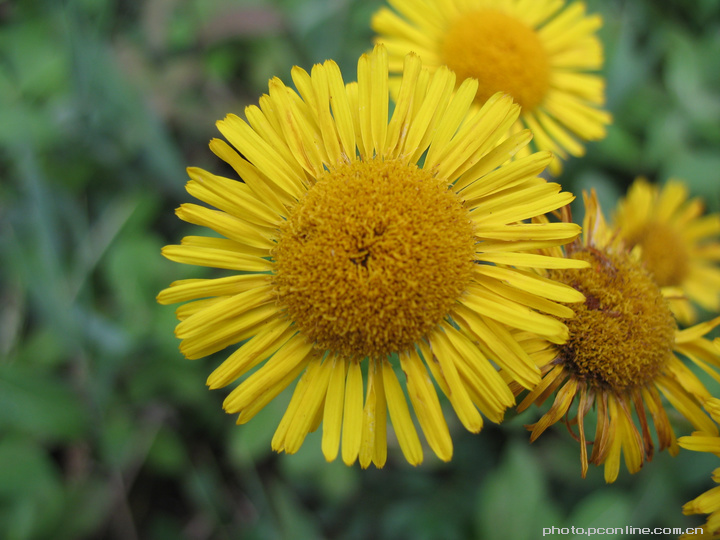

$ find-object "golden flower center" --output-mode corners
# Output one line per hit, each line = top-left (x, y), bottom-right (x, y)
(440, 9), (551, 110)
(547, 248), (677, 390)
(272, 159), (476, 359)
(630, 222), (691, 287)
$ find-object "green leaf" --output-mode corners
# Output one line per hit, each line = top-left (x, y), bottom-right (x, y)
(0, 437), (64, 540)
(0, 437), (60, 498)
(54, 480), (114, 540)
(645, 110), (689, 168)
(476, 440), (562, 540)
(317, 459), (360, 502)
(146, 426), (189, 475)
(99, 410), (141, 470)
(660, 149), (720, 202)
(104, 231), (167, 331)
(570, 170), (622, 222)
(0, 20), (69, 100)
(0, 365), (88, 442)
(565, 491), (632, 540)
(12, 328), (67, 370)
(227, 393), (283, 468)
(664, 28), (720, 123)
(268, 479), (323, 540)
(594, 124), (645, 172)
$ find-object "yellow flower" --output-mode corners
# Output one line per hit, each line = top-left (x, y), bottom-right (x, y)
(679, 397), (720, 539)
(614, 177), (720, 325)
(515, 191), (720, 482)
(158, 45), (586, 468)
(372, 0), (612, 175)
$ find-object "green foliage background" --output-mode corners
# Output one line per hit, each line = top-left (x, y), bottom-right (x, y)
(1, 0), (720, 538)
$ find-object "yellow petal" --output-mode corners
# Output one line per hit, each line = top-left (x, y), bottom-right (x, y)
(469, 182), (575, 225)
(675, 316), (720, 344)
(453, 130), (534, 192)
(436, 322), (515, 424)
(267, 78), (325, 177)
(428, 93), (518, 182)
(175, 285), (274, 339)
(428, 327), (484, 432)
(476, 251), (589, 269)
(325, 61), (356, 163)
(236, 359), (307, 425)
(322, 354), (347, 462)
(356, 54), (375, 159)
(271, 355), (321, 452)
(454, 304), (541, 390)
(462, 283), (569, 341)
(216, 114), (305, 199)
(615, 397), (643, 476)
(473, 264), (585, 302)
(341, 360), (364, 465)
(161, 243), (273, 273)
(283, 357), (333, 454)
(244, 102), (307, 178)
(223, 333), (314, 414)
(185, 166), (282, 227)
(206, 318), (294, 389)
(207, 140), (289, 216)
(179, 303), (279, 360)
(370, 360), (388, 468)
(359, 359), (388, 468)
(678, 434), (720, 455)
(458, 151), (553, 203)
(401, 350), (453, 462)
(382, 359), (423, 466)
(602, 396), (622, 484)
(529, 378), (578, 442)
(474, 275), (577, 320)
(369, 44), (389, 156)
(656, 375), (718, 435)
(175, 297), (224, 321)
(157, 274), (270, 306)
(176, 203), (274, 252)
(310, 63), (343, 166)
(384, 52), (422, 159)
(403, 66), (458, 163)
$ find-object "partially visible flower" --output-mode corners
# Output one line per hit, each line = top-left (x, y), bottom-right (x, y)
(614, 177), (720, 325)
(372, 0), (611, 175)
(158, 45), (586, 468)
(515, 191), (720, 483)
(679, 396), (720, 539)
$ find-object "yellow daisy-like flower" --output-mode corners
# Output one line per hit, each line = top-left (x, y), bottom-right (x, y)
(515, 191), (720, 483)
(372, 0), (612, 175)
(678, 396), (720, 539)
(614, 177), (720, 325)
(158, 45), (587, 468)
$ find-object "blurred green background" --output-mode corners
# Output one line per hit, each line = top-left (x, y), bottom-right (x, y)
(2, 0), (720, 539)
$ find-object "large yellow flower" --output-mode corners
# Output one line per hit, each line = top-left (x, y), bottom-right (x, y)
(614, 177), (720, 325)
(679, 397), (720, 539)
(158, 45), (586, 468)
(372, 0), (612, 175)
(515, 191), (720, 483)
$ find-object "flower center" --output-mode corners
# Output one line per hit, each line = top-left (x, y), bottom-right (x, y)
(629, 222), (691, 287)
(547, 248), (677, 390)
(272, 159), (476, 359)
(440, 9), (551, 110)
